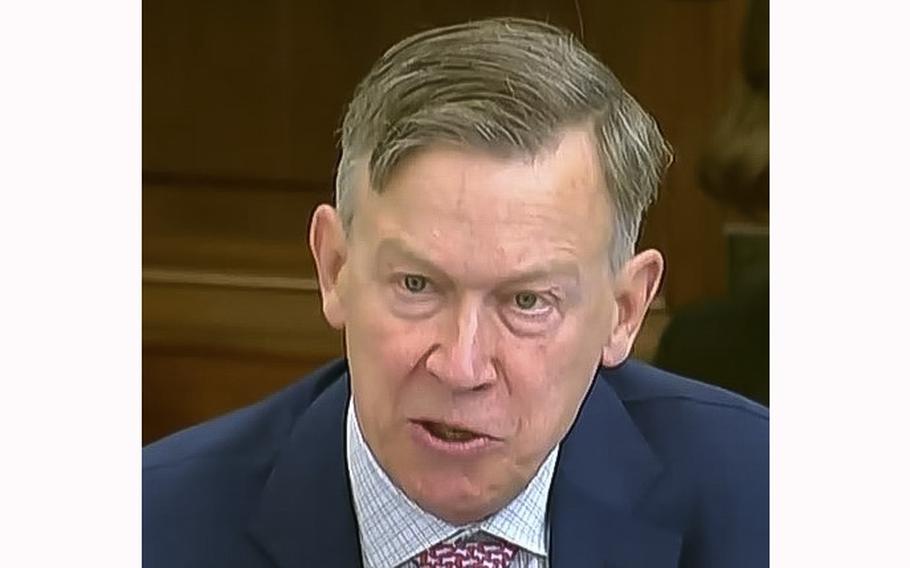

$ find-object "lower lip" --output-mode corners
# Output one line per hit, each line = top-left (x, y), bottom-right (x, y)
(408, 421), (500, 457)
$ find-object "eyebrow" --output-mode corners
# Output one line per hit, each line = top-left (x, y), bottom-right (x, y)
(375, 237), (581, 288)
(375, 238), (451, 282)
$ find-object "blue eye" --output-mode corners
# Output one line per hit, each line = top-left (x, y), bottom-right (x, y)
(514, 292), (539, 310)
(403, 274), (428, 293)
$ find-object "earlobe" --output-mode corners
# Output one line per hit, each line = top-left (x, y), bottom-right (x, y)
(601, 298), (626, 368)
(601, 343), (628, 369)
(309, 204), (348, 330)
(601, 249), (665, 368)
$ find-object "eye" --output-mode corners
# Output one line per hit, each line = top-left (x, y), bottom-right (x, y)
(514, 291), (540, 310)
(402, 274), (428, 293)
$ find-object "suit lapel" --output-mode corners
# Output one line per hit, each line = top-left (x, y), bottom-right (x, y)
(247, 374), (363, 568)
(549, 367), (682, 567)
(245, 364), (682, 567)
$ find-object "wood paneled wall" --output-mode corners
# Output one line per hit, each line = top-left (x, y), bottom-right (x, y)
(143, 0), (748, 443)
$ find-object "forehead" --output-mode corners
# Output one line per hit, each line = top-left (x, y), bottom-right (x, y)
(354, 128), (612, 280)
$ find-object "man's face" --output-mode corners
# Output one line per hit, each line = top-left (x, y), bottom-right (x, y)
(332, 129), (619, 523)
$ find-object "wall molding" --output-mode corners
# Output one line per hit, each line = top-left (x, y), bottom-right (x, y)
(143, 267), (319, 292)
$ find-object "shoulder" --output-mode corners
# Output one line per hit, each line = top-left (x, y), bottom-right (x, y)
(605, 359), (767, 431)
(142, 358), (348, 566)
(602, 360), (768, 564)
(604, 359), (767, 475)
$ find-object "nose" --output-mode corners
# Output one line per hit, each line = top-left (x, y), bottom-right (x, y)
(424, 300), (496, 391)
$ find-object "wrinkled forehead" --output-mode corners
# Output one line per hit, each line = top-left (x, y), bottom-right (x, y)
(349, 128), (614, 281)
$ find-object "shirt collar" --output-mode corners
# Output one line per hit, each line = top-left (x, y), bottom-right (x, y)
(346, 396), (558, 568)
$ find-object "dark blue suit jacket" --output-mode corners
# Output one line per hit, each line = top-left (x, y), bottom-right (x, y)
(143, 359), (768, 567)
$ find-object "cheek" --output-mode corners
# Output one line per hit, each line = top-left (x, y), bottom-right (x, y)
(351, 303), (435, 371)
(514, 310), (601, 380)
(502, 316), (602, 436)
(344, 283), (439, 404)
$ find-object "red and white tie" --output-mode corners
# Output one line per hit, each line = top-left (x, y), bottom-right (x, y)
(415, 539), (517, 568)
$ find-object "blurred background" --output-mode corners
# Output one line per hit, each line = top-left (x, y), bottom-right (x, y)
(143, 0), (769, 444)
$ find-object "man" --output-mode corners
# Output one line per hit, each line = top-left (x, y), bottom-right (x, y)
(144, 18), (768, 567)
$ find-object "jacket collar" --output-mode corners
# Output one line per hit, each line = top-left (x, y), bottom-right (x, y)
(548, 366), (682, 567)
(247, 374), (363, 567)
(248, 363), (681, 568)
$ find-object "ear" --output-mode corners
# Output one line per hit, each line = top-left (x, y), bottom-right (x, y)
(309, 204), (348, 330)
(601, 249), (665, 367)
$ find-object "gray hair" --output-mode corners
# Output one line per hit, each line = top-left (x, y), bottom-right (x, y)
(335, 17), (672, 272)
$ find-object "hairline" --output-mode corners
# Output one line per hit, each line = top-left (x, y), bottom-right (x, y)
(338, 123), (628, 273)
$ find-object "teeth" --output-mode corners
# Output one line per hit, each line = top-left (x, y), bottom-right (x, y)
(426, 423), (477, 442)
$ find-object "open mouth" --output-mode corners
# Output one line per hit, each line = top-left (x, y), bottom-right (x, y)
(418, 420), (486, 443)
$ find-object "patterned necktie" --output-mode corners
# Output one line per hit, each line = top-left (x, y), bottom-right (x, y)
(415, 539), (517, 568)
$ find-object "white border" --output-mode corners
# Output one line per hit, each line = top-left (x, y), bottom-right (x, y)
(772, 1), (910, 564)
(0, 0), (141, 565)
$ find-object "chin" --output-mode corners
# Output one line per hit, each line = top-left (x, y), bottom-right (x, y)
(401, 465), (508, 525)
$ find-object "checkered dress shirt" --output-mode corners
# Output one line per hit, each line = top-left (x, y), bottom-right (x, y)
(346, 398), (558, 568)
